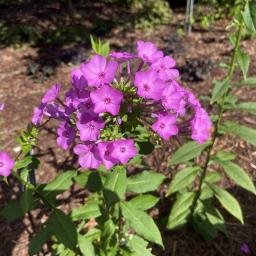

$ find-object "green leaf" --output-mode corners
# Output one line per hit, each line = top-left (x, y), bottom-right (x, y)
(219, 161), (256, 195)
(29, 224), (53, 255)
(103, 166), (127, 205)
(48, 209), (78, 251)
(237, 50), (250, 80)
(167, 192), (195, 230)
(120, 202), (163, 247)
(71, 201), (101, 221)
(169, 141), (211, 165)
(78, 234), (95, 256)
(127, 171), (165, 193)
(129, 194), (159, 211)
(226, 102), (256, 115)
(167, 166), (201, 196)
(213, 150), (236, 162)
(235, 76), (256, 87)
(15, 156), (33, 170)
(220, 121), (256, 146)
(42, 170), (77, 199)
(205, 205), (226, 233)
(211, 80), (230, 103)
(242, 1), (256, 33)
(0, 189), (34, 221)
(128, 235), (154, 256)
(209, 184), (244, 224)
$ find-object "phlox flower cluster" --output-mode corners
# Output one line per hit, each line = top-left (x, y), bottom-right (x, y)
(32, 40), (212, 170)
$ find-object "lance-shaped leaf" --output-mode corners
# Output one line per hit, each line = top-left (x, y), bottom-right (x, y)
(127, 171), (165, 193)
(226, 102), (256, 115)
(211, 80), (230, 103)
(167, 192), (195, 230)
(78, 235), (95, 256)
(120, 202), (163, 247)
(169, 141), (211, 165)
(128, 235), (154, 256)
(237, 50), (250, 80)
(48, 209), (78, 251)
(219, 161), (256, 195)
(208, 184), (244, 224)
(242, 1), (256, 33)
(29, 224), (53, 255)
(129, 194), (159, 211)
(71, 201), (101, 221)
(220, 121), (256, 146)
(167, 166), (201, 196)
(103, 166), (127, 205)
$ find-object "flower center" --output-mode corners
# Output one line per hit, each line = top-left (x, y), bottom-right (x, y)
(0, 162), (4, 168)
(86, 102), (92, 109)
(143, 84), (150, 92)
(104, 97), (111, 104)
(160, 123), (165, 129)
(120, 147), (126, 153)
(89, 124), (95, 130)
(98, 72), (105, 80)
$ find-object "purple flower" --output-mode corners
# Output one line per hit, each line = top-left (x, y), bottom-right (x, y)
(44, 103), (67, 121)
(241, 243), (251, 254)
(76, 114), (105, 142)
(161, 82), (185, 114)
(134, 70), (165, 100)
(0, 152), (14, 177)
(0, 103), (4, 111)
(71, 68), (88, 91)
(97, 141), (117, 170)
(32, 103), (46, 126)
(42, 84), (61, 104)
(57, 122), (76, 150)
(74, 143), (101, 169)
(151, 56), (179, 81)
(137, 40), (163, 63)
(152, 114), (178, 140)
(110, 139), (137, 164)
(109, 52), (134, 62)
(90, 85), (123, 115)
(191, 107), (211, 144)
(65, 88), (90, 115)
(81, 55), (118, 87)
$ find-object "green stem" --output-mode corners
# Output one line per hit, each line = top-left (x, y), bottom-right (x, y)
(190, 16), (244, 217)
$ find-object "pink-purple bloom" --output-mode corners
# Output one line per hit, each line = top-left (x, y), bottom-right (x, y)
(57, 122), (76, 150)
(32, 103), (46, 126)
(90, 85), (123, 115)
(191, 107), (211, 144)
(134, 70), (165, 100)
(110, 139), (138, 164)
(74, 143), (101, 169)
(71, 68), (88, 91)
(42, 84), (61, 104)
(0, 103), (4, 111)
(151, 56), (179, 81)
(77, 114), (105, 142)
(97, 141), (117, 170)
(137, 41), (163, 63)
(241, 243), (250, 254)
(152, 114), (178, 140)
(81, 55), (118, 87)
(0, 152), (14, 177)
(109, 52), (134, 62)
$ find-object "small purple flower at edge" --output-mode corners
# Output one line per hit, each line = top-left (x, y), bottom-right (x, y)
(0, 103), (4, 111)
(0, 152), (15, 177)
(241, 243), (251, 254)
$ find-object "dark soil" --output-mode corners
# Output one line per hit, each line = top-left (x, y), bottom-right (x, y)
(0, 2), (256, 256)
